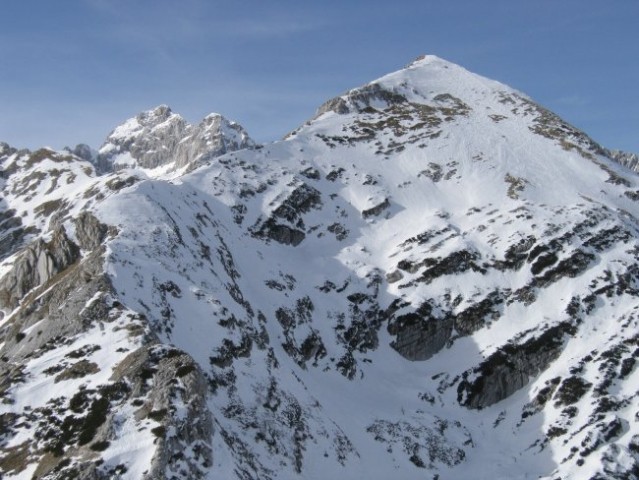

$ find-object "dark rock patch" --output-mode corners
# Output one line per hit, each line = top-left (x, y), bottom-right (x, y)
(362, 198), (390, 219)
(458, 322), (575, 409)
(388, 302), (452, 361)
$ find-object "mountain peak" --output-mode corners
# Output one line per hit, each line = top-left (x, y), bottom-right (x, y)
(202, 112), (223, 122)
(0, 141), (16, 157)
(310, 55), (516, 124)
(136, 104), (177, 125)
(97, 108), (254, 171)
(149, 103), (172, 116)
(105, 105), (183, 144)
(404, 53), (448, 67)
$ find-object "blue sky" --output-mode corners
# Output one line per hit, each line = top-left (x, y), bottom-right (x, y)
(1, 1), (637, 153)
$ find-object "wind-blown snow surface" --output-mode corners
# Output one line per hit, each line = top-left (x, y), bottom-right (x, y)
(2, 56), (639, 479)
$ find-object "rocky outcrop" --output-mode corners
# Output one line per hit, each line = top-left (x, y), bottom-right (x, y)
(113, 346), (213, 480)
(74, 143), (95, 162)
(362, 198), (390, 219)
(0, 235), (120, 477)
(387, 302), (453, 361)
(605, 148), (639, 173)
(257, 221), (306, 246)
(0, 142), (17, 163)
(0, 248), (107, 361)
(0, 209), (33, 263)
(0, 214), (212, 479)
(0, 226), (79, 311)
(315, 83), (409, 118)
(73, 212), (108, 251)
(457, 322), (574, 409)
(367, 418), (468, 469)
(452, 290), (504, 336)
(98, 106), (255, 170)
(251, 183), (322, 246)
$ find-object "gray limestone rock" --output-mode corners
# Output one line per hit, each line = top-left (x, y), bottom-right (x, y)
(0, 216), (212, 479)
(0, 208), (34, 262)
(362, 198), (390, 218)
(112, 346), (213, 480)
(97, 106), (255, 170)
(605, 148), (639, 173)
(251, 183), (322, 246)
(73, 212), (108, 251)
(73, 143), (95, 162)
(315, 82), (408, 118)
(0, 246), (108, 362)
(0, 141), (17, 159)
(387, 303), (453, 361)
(457, 322), (574, 409)
(0, 225), (80, 311)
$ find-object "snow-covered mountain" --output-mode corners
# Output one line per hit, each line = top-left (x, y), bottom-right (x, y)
(1, 55), (639, 480)
(95, 105), (255, 172)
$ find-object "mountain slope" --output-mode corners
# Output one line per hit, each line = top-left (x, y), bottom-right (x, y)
(1, 55), (639, 480)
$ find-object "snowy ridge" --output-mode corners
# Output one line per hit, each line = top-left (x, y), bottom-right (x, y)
(1, 56), (639, 479)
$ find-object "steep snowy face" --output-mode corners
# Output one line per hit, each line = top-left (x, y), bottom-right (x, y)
(305, 55), (603, 163)
(0, 145), (97, 264)
(97, 105), (255, 171)
(0, 143), (213, 478)
(2, 56), (639, 480)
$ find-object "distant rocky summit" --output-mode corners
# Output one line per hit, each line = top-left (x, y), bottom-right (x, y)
(95, 105), (255, 171)
(606, 148), (639, 173)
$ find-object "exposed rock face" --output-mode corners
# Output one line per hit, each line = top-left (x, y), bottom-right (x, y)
(387, 303), (453, 361)
(366, 418), (468, 469)
(0, 226), (79, 311)
(315, 82), (410, 118)
(606, 148), (639, 173)
(73, 212), (108, 251)
(69, 143), (97, 163)
(257, 221), (306, 246)
(0, 141), (17, 159)
(97, 105), (255, 170)
(0, 212), (213, 478)
(251, 183), (322, 246)
(362, 198), (390, 218)
(457, 323), (573, 409)
(0, 209), (30, 263)
(113, 346), (213, 480)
